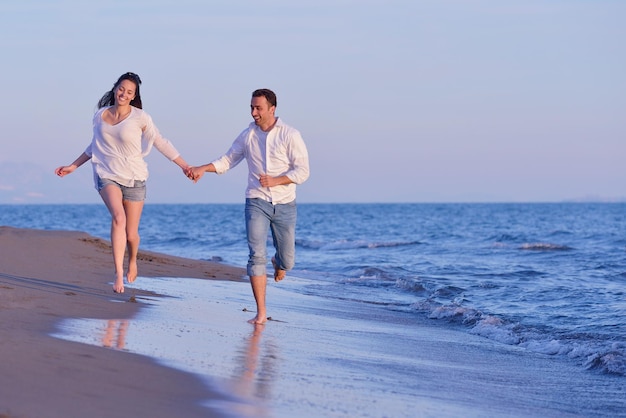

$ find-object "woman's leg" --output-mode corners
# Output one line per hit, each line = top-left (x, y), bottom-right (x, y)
(123, 199), (144, 283)
(99, 185), (127, 293)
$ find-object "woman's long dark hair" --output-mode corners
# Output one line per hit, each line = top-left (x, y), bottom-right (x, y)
(97, 72), (143, 109)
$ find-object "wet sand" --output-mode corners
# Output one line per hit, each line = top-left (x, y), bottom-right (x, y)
(0, 226), (245, 418)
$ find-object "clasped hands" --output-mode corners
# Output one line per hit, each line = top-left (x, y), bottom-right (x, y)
(183, 166), (204, 183)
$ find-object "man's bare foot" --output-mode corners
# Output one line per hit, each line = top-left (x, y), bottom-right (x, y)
(272, 257), (286, 282)
(247, 315), (267, 325)
(113, 276), (124, 293)
(127, 261), (138, 284)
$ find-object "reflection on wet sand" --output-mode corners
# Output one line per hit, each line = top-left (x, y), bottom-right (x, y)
(102, 319), (128, 350)
(231, 324), (277, 412)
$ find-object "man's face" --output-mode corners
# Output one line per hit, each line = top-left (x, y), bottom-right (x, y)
(250, 96), (275, 128)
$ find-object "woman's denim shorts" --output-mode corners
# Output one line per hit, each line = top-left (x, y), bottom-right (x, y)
(97, 177), (146, 202)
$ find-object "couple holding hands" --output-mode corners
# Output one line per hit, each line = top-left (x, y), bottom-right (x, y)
(55, 72), (310, 325)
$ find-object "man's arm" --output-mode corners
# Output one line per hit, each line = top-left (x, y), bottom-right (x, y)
(259, 174), (294, 188)
(189, 163), (217, 183)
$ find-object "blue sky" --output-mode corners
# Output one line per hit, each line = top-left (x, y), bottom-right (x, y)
(0, 0), (624, 204)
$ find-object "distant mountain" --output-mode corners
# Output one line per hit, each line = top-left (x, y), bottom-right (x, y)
(562, 195), (626, 203)
(0, 161), (97, 204)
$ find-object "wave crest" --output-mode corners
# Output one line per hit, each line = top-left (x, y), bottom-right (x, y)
(413, 300), (626, 376)
(297, 239), (421, 251)
(520, 242), (573, 251)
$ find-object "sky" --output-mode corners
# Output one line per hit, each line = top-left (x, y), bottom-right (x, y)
(0, 0), (624, 204)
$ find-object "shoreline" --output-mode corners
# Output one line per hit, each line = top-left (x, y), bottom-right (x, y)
(0, 226), (246, 418)
(3, 226), (626, 417)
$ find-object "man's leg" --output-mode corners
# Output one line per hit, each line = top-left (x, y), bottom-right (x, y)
(270, 201), (297, 282)
(245, 199), (271, 323)
(249, 275), (268, 324)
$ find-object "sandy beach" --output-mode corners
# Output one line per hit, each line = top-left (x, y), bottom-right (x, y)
(0, 226), (245, 418)
(2, 225), (626, 418)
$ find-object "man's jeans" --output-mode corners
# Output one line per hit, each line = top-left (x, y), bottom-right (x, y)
(245, 198), (297, 277)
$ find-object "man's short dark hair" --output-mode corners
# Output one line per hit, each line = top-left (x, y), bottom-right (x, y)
(252, 89), (277, 108)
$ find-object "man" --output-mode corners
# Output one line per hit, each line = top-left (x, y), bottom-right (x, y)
(190, 89), (310, 324)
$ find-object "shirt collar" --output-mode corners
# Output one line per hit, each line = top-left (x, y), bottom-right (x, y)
(249, 117), (283, 132)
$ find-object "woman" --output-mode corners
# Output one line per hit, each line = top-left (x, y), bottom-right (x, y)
(55, 72), (193, 293)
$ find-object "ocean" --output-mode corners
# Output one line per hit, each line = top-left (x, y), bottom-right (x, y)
(2, 203), (626, 416)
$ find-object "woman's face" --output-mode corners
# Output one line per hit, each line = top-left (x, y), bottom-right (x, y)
(114, 79), (136, 106)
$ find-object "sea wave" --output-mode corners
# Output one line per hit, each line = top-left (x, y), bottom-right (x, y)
(411, 300), (626, 376)
(519, 242), (573, 251)
(296, 238), (421, 251)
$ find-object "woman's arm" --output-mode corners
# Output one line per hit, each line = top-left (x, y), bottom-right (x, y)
(54, 152), (91, 177)
(172, 156), (198, 180)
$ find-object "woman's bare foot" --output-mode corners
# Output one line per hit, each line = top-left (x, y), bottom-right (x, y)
(113, 275), (124, 293)
(127, 261), (138, 284)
